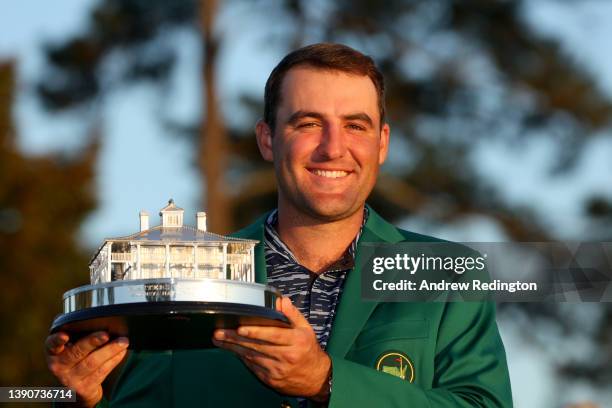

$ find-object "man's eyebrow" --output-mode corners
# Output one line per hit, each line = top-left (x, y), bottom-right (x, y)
(287, 111), (375, 127)
(342, 113), (374, 127)
(287, 110), (325, 125)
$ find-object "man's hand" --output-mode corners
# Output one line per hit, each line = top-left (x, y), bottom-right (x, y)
(45, 331), (129, 408)
(213, 297), (331, 402)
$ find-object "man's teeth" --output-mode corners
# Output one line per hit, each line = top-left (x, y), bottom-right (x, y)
(311, 169), (348, 178)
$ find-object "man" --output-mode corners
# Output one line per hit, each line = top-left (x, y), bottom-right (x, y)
(46, 43), (512, 407)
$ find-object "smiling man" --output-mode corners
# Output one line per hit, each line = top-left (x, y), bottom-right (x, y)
(263, 65), (388, 223)
(46, 43), (512, 407)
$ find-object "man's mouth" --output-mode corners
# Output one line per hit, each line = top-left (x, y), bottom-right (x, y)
(308, 169), (350, 179)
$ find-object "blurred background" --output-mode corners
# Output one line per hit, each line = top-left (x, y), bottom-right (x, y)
(1, 0), (611, 406)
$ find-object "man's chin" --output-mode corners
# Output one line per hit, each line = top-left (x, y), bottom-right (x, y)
(303, 201), (363, 222)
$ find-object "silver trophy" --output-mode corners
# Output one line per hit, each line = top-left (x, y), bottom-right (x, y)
(50, 199), (288, 349)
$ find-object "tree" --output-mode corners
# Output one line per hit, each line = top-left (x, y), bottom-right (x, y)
(0, 62), (98, 386)
(37, 0), (239, 232)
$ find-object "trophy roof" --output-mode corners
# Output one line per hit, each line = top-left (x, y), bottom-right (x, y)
(88, 225), (257, 267)
(107, 225), (256, 244)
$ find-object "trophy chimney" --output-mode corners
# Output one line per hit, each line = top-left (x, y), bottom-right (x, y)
(196, 212), (207, 231)
(139, 211), (149, 231)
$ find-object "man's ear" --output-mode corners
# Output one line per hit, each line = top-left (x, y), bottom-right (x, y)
(378, 123), (390, 165)
(255, 119), (274, 162)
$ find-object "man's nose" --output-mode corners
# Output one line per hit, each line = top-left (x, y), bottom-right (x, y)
(316, 124), (347, 160)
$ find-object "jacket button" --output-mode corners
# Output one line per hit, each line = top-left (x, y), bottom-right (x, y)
(280, 401), (291, 408)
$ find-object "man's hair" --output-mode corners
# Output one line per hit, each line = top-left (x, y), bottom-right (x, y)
(263, 43), (386, 131)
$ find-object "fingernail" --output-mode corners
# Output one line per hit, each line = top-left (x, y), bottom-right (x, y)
(115, 337), (129, 347)
(95, 333), (109, 343)
(237, 327), (248, 336)
(214, 330), (225, 340)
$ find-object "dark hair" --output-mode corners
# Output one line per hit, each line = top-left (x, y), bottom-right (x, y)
(263, 43), (386, 131)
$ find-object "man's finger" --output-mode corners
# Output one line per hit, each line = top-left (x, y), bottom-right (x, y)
(235, 326), (292, 346)
(60, 331), (110, 367)
(215, 329), (279, 346)
(280, 297), (309, 327)
(46, 332), (70, 355)
(72, 337), (129, 378)
(212, 338), (279, 362)
(213, 329), (291, 356)
(83, 346), (129, 386)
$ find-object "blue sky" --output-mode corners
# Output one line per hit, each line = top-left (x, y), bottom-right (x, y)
(1, 1), (612, 405)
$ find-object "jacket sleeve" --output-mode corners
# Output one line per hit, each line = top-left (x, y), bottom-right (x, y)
(328, 301), (513, 407)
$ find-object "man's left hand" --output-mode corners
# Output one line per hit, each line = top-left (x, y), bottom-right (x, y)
(212, 297), (331, 402)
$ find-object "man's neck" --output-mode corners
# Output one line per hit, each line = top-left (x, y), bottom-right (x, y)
(275, 204), (365, 274)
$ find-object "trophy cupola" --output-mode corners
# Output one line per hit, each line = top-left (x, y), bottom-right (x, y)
(159, 198), (184, 228)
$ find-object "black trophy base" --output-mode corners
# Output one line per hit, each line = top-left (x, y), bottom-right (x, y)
(50, 301), (290, 350)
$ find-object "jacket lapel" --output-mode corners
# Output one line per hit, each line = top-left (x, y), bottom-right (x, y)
(326, 207), (404, 358)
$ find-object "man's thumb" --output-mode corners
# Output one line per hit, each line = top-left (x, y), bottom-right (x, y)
(280, 296), (308, 327)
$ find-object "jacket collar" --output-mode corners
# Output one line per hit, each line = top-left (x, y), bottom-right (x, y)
(230, 205), (405, 357)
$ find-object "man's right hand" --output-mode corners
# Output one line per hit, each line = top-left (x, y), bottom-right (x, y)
(45, 331), (129, 408)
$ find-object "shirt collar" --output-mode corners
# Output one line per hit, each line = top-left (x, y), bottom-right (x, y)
(264, 207), (369, 272)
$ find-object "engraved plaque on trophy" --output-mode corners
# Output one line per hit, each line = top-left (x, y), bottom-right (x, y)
(50, 199), (288, 349)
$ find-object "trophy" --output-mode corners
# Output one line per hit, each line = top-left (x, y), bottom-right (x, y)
(50, 199), (288, 349)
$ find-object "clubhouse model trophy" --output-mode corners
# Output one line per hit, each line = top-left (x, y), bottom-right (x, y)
(51, 199), (288, 349)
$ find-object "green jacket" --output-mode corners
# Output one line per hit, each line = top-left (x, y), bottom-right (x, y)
(103, 208), (512, 407)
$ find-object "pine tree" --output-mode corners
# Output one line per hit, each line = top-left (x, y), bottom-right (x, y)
(0, 62), (98, 386)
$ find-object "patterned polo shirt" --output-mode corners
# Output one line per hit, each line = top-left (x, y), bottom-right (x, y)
(264, 207), (369, 350)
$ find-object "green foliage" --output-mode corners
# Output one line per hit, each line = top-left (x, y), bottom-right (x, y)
(0, 62), (98, 386)
(36, 0), (612, 235)
(38, 0), (198, 110)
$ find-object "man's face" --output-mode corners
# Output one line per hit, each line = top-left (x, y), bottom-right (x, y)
(256, 66), (389, 221)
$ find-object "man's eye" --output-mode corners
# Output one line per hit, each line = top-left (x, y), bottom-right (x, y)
(298, 122), (320, 128)
(347, 123), (366, 131)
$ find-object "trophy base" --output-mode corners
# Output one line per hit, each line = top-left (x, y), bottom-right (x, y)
(51, 301), (289, 350)
(50, 278), (289, 350)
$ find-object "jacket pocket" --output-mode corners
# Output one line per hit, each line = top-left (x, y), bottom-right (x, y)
(353, 319), (429, 350)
